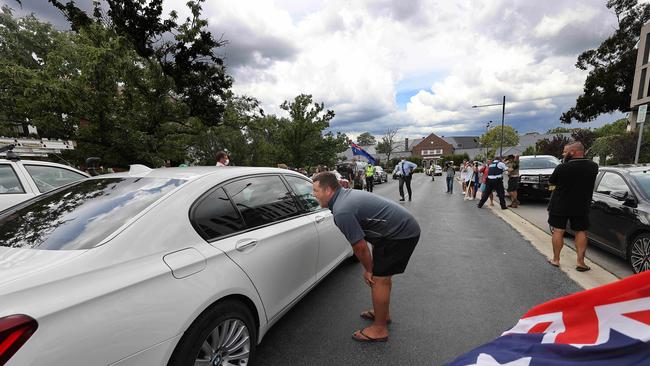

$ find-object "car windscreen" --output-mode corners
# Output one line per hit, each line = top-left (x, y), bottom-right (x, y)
(519, 157), (560, 170)
(630, 171), (650, 197)
(0, 177), (184, 250)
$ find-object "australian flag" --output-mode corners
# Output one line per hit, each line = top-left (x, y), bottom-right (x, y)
(445, 270), (650, 365)
(350, 141), (376, 165)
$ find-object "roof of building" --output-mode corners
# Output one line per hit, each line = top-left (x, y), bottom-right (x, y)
(442, 136), (481, 149)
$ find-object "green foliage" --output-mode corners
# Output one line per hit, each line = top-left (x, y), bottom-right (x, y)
(480, 125), (519, 153)
(438, 153), (470, 168)
(595, 118), (629, 137)
(571, 129), (597, 153)
(535, 135), (573, 158)
(546, 127), (574, 134)
(522, 146), (537, 156)
(356, 132), (376, 146)
(562, 0), (650, 123)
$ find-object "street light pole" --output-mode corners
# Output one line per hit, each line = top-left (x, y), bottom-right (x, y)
(485, 120), (492, 158)
(500, 95), (506, 158)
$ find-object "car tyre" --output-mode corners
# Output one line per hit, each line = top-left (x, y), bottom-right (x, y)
(628, 233), (650, 274)
(168, 300), (257, 366)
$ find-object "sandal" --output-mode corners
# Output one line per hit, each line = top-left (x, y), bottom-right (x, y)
(360, 310), (392, 324)
(351, 329), (388, 343)
(576, 265), (591, 272)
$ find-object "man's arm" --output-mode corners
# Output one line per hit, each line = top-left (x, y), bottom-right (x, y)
(352, 239), (373, 273)
(549, 164), (562, 185)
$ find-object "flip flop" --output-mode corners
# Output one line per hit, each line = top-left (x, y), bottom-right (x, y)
(351, 329), (388, 343)
(360, 310), (392, 324)
(576, 265), (591, 272)
(547, 259), (559, 268)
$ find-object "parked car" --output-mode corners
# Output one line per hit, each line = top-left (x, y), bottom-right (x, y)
(565, 165), (650, 274)
(516, 155), (561, 199)
(373, 166), (388, 183)
(433, 165), (443, 176)
(0, 167), (352, 365)
(0, 158), (89, 211)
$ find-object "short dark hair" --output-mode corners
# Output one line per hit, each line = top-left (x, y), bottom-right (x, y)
(216, 151), (228, 161)
(313, 172), (339, 191)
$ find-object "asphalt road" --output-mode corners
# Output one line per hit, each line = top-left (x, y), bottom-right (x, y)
(255, 174), (583, 366)
(507, 199), (634, 279)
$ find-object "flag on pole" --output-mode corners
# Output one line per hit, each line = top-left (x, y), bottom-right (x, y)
(350, 141), (376, 165)
(445, 270), (650, 365)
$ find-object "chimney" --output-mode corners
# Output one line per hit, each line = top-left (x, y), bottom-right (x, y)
(404, 138), (409, 151)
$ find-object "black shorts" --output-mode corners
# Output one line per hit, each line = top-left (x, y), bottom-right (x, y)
(507, 177), (519, 192)
(548, 214), (590, 231)
(370, 235), (419, 277)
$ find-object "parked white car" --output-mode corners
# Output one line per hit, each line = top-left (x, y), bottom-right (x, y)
(0, 159), (89, 211)
(0, 166), (351, 366)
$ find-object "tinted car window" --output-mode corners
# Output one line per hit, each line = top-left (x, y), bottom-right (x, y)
(193, 187), (246, 240)
(0, 178), (184, 250)
(519, 157), (561, 170)
(24, 165), (87, 193)
(0, 165), (24, 194)
(631, 171), (650, 197)
(224, 176), (300, 229)
(285, 175), (320, 212)
(596, 172), (629, 195)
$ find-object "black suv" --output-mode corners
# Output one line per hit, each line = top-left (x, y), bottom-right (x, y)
(568, 165), (650, 273)
(517, 155), (560, 199)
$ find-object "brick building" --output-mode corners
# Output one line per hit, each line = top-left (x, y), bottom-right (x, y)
(411, 133), (454, 167)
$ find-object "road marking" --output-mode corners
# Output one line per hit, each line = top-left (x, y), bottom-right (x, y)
(487, 206), (619, 290)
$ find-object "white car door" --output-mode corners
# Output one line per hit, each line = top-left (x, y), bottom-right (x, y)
(283, 175), (351, 280)
(0, 162), (36, 211)
(195, 175), (319, 320)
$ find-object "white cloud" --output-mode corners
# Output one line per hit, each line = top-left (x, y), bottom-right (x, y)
(534, 6), (600, 38)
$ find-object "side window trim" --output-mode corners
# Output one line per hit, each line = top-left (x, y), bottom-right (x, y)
(189, 173), (309, 243)
(281, 174), (327, 214)
(0, 164), (27, 195)
(596, 172), (631, 195)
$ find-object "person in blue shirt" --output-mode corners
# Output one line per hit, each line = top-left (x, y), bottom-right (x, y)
(393, 157), (418, 201)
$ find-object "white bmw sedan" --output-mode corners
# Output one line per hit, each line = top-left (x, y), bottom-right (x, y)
(0, 167), (351, 366)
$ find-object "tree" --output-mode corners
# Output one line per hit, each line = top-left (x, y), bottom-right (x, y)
(480, 125), (519, 154)
(571, 129), (597, 154)
(522, 146), (537, 156)
(595, 118), (629, 137)
(356, 132), (376, 146)
(561, 0), (650, 123)
(536, 135), (573, 158)
(376, 128), (400, 166)
(546, 127), (574, 134)
(276, 94), (346, 168)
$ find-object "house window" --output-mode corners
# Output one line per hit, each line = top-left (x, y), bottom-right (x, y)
(421, 149), (443, 156)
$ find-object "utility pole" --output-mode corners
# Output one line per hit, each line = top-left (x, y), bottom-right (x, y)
(500, 96), (506, 158)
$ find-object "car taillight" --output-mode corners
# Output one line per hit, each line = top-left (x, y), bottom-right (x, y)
(0, 315), (38, 366)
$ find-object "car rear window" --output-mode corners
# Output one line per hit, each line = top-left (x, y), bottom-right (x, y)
(0, 178), (184, 250)
(520, 157), (560, 170)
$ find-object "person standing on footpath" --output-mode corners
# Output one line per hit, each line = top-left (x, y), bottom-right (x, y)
(365, 164), (375, 193)
(393, 157), (417, 201)
(445, 161), (455, 193)
(547, 142), (599, 271)
(215, 151), (229, 166)
(506, 155), (520, 208)
(312, 172), (420, 342)
(477, 156), (508, 210)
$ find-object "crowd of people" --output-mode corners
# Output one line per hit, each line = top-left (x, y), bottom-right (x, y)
(445, 155), (521, 210)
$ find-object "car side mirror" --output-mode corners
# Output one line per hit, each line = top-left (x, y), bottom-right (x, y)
(610, 191), (628, 201)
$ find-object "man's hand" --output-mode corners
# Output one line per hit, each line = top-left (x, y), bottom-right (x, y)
(364, 271), (375, 286)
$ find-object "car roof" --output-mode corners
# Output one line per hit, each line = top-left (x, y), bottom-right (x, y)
(0, 159), (89, 175)
(94, 166), (308, 182)
(519, 155), (557, 159)
(600, 164), (650, 173)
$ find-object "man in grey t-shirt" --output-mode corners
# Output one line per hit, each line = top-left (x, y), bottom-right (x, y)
(312, 172), (420, 343)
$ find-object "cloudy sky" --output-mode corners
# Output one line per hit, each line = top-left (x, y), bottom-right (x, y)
(4, 0), (634, 139)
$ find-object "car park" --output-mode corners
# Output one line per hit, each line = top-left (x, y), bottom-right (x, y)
(0, 166), (352, 365)
(0, 158), (89, 211)
(517, 155), (561, 200)
(565, 165), (650, 274)
(373, 166), (387, 183)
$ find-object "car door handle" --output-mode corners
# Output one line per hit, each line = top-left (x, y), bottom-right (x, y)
(315, 215), (326, 223)
(236, 239), (258, 251)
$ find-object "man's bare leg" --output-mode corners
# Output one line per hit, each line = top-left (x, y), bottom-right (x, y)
(574, 231), (588, 268)
(356, 276), (391, 339)
(549, 228), (565, 266)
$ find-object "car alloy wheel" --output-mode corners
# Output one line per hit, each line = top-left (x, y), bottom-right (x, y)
(194, 319), (250, 366)
(630, 234), (650, 273)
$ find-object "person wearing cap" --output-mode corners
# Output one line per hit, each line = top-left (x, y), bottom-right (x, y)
(477, 156), (508, 210)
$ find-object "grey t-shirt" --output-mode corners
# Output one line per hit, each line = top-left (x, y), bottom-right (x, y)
(327, 188), (421, 245)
